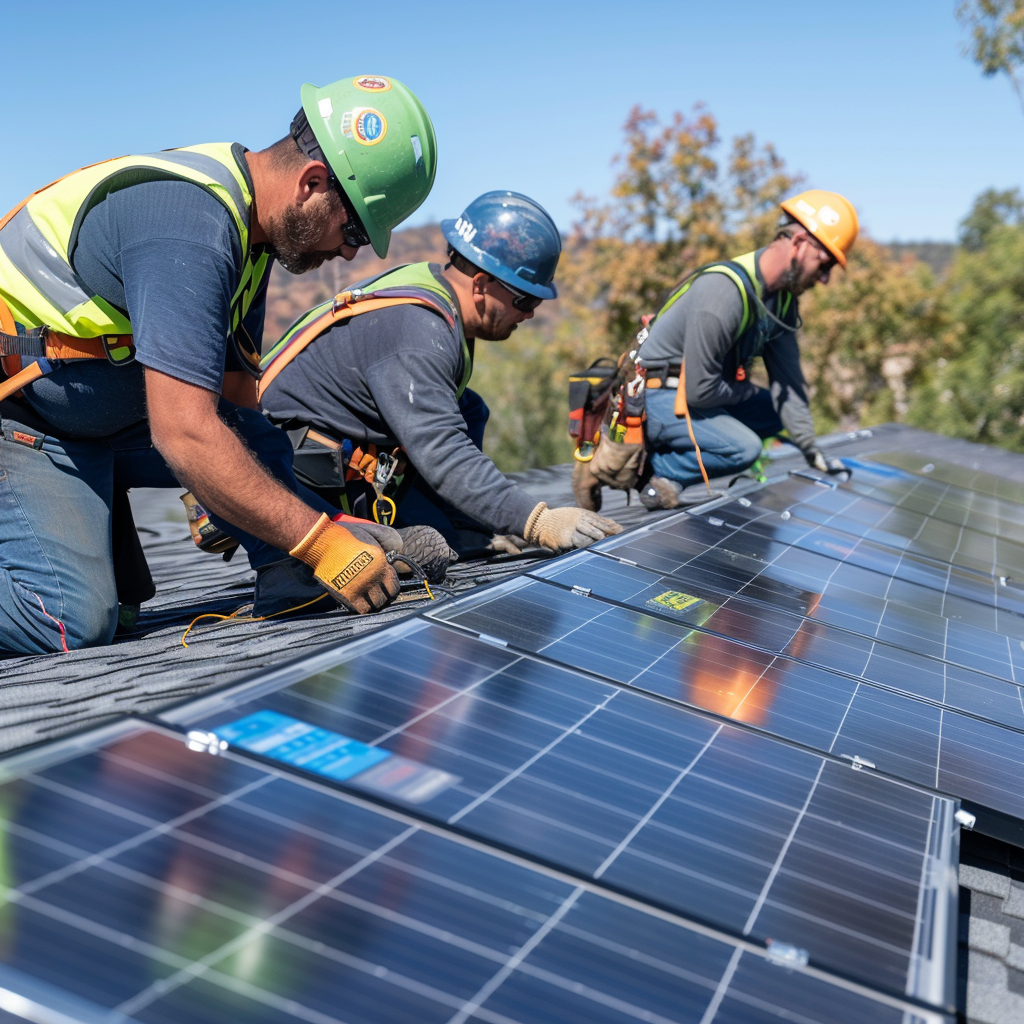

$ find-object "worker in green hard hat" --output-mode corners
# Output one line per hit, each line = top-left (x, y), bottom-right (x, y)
(0, 75), (438, 654)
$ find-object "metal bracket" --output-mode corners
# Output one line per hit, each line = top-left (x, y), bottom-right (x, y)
(839, 754), (876, 771)
(955, 808), (977, 831)
(186, 730), (228, 755)
(571, 585), (592, 597)
(765, 939), (809, 968)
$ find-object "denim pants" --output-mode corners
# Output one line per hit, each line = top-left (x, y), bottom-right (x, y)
(0, 401), (319, 655)
(645, 386), (783, 488)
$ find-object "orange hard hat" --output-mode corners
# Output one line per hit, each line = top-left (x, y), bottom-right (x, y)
(779, 190), (859, 268)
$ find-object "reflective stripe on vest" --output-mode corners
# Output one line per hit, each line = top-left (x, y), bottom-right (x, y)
(0, 143), (261, 342)
(654, 251), (793, 345)
(259, 262), (472, 400)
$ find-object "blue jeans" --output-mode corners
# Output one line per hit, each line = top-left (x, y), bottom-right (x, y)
(645, 386), (783, 488)
(0, 401), (319, 655)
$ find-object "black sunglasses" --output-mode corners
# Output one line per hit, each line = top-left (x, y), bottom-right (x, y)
(331, 178), (372, 251)
(491, 276), (543, 312)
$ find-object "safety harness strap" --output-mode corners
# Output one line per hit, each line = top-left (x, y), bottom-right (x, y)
(0, 295), (136, 404)
(257, 290), (450, 401)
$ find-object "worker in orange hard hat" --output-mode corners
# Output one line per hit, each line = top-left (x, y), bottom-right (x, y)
(625, 189), (859, 510)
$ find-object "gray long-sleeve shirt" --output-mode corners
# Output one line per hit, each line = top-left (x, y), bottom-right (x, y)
(260, 298), (539, 537)
(640, 255), (817, 451)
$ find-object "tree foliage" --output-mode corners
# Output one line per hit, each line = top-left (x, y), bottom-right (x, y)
(907, 197), (1024, 447)
(957, 0), (1024, 114)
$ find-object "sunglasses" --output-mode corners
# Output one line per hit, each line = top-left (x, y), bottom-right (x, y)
(803, 235), (836, 271)
(331, 179), (372, 251)
(492, 276), (543, 312)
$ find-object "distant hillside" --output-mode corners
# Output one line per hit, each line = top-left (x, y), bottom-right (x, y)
(884, 241), (956, 277)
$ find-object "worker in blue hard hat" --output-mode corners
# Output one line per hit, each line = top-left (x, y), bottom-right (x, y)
(258, 190), (623, 567)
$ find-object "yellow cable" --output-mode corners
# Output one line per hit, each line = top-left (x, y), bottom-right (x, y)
(181, 592), (330, 647)
(180, 574), (438, 648)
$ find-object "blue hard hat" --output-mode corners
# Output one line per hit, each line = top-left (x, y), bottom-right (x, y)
(441, 191), (560, 300)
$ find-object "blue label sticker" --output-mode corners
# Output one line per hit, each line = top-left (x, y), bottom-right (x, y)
(215, 711), (389, 781)
(214, 711), (459, 803)
(354, 109), (387, 145)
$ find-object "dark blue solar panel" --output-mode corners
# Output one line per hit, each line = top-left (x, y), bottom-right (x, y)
(426, 571), (1024, 832)
(0, 722), (952, 1024)
(162, 619), (958, 1008)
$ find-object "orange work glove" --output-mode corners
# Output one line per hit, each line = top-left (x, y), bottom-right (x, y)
(289, 514), (399, 614)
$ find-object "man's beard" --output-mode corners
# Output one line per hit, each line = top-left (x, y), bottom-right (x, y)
(781, 255), (816, 295)
(268, 192), (343, 274)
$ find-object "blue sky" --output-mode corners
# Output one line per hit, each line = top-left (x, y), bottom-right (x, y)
(3, 1), (1021, 242)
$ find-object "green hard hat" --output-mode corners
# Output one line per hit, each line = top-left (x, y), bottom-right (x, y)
(299, 75), (437, 257)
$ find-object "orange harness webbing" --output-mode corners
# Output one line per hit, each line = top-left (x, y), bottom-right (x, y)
(672, 360), (712, 491)
(257, 292), (439, 401)
(0, 293), (135, 404)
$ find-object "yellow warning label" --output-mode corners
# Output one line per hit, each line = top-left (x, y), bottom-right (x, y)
(649, 590), (701, 612)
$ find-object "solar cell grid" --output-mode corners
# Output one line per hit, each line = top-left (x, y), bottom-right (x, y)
(0, 722), (952, 1024)
(868, 451), (1024, 507)
(532, 550), (1024, 731)
(164, 620), (958, 1007)
(613, 509), (1024, 667)
(427, 574), (1024, 830)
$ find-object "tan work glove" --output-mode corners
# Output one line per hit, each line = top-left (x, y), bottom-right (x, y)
(289, 514), (400, 614)
(488, 534), (527, 555)
(524, 502), (623, 553)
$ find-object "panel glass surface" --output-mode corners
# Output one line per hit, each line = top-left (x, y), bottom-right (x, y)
(631, 486), (1024, 651)
(167, 621), (957, 1007)
(533, 549), (1024, 732)
(0, 722), (951, 1024)
(869, 450), (1024, 507)
(428, 574), (1024, 830)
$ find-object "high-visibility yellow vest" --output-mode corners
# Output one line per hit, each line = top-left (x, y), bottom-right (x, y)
(0, 143), (268, 357)
(655, 248), (790, 346)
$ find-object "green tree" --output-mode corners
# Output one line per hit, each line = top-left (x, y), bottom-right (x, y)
(957, 0), (1024, 114)
(958, 187), (1024, 250)
(907, 211), (1024, 447)
(800, 239), (946, 433)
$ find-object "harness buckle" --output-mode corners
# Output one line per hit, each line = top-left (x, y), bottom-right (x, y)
(374, 451), (400, 493)
(101, 336), (135, 365)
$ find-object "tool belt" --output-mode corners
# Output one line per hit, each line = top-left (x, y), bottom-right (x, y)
(642, 361), (682, 390)
(291, 426), (408, 525)
(0, 297), (134, 404)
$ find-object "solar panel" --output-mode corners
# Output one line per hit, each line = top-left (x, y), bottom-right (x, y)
(0, 720), (952, 1024)
(158, 618), (960, 1010)
(425, 564), (1024, 831)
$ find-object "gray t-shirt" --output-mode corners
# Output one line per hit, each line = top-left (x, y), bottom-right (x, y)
(18, 168), (264, 438)
(260, 279), (539, 537)
(641, 255), (816, 450)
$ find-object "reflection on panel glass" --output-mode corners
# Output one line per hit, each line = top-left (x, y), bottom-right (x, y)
(531, 551), (1024, 731)
(165, 620), (957, 1008)
(0, 722), (951, 1024)
(429, 575), (1024, 829)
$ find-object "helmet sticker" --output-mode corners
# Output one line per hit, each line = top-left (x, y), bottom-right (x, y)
(340, 108), (389, 146)
(818, 205), (840, 227)
(454, 217), (478, 244)
(353, 76), (392, 92)
(318, 98), (334, 118)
